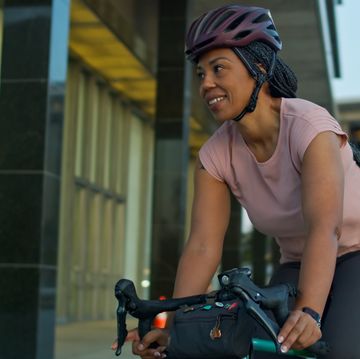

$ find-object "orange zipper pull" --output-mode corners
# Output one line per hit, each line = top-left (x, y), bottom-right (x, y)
(210, 314), (222, 340)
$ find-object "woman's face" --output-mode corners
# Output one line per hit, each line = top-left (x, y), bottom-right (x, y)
(196, 48), (255, 122)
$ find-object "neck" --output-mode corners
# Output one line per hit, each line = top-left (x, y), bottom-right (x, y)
(237, 90), (282, 162)
(238, 84), (281, 137)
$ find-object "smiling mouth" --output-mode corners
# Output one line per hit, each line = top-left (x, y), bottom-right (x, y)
(208, 96), (226, 105)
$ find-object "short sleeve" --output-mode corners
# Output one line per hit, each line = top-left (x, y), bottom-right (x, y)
(290, 109), (348, 169)
(199, 134), (225, 183)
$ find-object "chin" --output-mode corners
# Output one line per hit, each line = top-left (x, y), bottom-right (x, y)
(213, 113), (234, 123)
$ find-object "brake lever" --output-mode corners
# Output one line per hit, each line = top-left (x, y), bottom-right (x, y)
(219, 268), (330, 356)
(114, 278), (208, 356)
(114, 279), (134, 356)
(219, 268), (292, 353)
(230, 285), (281, 352)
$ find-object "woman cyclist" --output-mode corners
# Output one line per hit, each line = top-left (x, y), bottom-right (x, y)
(123, 4), (360, 358)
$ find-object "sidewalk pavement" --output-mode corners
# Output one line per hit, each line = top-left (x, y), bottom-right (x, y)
(55, 319), (137, 359)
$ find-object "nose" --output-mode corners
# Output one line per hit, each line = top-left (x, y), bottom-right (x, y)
(200, 73), (216, 95)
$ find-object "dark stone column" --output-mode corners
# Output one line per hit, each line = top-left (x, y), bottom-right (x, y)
(150, 0), (190, 299)
(251, 228), (267, 286)
(0, 1), (70, 358)
(271, 238), (281, 274)
(222, 195), (243, 270)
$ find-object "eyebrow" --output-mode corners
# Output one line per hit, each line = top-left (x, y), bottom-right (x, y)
(197, 56), (231, 71)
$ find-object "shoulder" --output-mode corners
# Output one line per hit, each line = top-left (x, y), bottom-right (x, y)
(201, 120), (235, 151)
(198, 121), (235, 182)
(282, 98), (332, 120)
(282, 98), (345, 136)
(282, 98), (348, 167)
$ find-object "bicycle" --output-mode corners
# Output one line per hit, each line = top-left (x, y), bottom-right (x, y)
(114, 267), (329, 358)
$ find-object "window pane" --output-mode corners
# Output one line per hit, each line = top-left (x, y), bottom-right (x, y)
(74, 70), (86, 177)
(0, 2), (3, 77)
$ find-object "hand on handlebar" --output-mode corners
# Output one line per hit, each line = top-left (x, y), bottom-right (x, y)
(277, 309), (322, 353)
(112, 327), (169, 358)
(111, 328), (140, 351)
(131, 328), (169, 359)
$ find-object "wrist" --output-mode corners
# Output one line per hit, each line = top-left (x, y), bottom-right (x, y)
(302, 306), (322, 328)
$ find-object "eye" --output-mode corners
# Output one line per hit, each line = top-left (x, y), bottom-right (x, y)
(213, 64), (224, 74)
(196, 70), (205, 80)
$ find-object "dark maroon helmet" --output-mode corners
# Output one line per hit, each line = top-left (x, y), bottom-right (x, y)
(185, 4), (282, 62)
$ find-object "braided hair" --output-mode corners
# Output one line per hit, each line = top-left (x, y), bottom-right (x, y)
(238, 42), (360, 168)
(350, 142), (360, 167)
(235, 41), (298, 98)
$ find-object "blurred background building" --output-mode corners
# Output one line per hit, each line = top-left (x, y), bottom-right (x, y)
(0, 1), (359, 358)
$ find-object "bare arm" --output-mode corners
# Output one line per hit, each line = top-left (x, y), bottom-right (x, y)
(130, 159), (230, 359)
(173, 157), (231, 297)
(279, 131), (344, 351)
(296, 132), (343, 314)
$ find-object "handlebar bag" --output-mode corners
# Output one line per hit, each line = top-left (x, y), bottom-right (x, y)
(167, 299), (256, 359)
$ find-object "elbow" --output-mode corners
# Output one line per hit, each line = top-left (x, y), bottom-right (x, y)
(325, 224), (341, 253)
(334, 225), (342, 241)
(307, 222), (342, 250)
(184, 236), (223, 263)
(195, 242), (223, 263)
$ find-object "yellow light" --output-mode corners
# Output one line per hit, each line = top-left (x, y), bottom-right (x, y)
(141, 280), (150, 288)
(69, 0), (156, 117)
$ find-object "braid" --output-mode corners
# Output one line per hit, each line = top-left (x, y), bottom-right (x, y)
(350, 142), (360, 168)
(269, 56), (298, 98)
(236, 42), (298, 98)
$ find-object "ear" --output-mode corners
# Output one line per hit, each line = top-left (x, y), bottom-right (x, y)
(256, 63), (267, 74)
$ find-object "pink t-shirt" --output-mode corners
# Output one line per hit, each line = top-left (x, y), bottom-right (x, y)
(199, 98), (360, 263)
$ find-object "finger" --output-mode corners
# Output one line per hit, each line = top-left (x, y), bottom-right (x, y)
(277, 310), (301, 345)
(132, 339), (161, 358)
(151, 349), (167, 358)
(281, 313), (314, 352)
(136, 352), (161, 359)
(153, 329), (170, 347)
(111, 339), (118, 350)
(281, 326), (305, 353)
(132, 329), (169, 358)
(133, 339), (154, 356)
(156, 345), (167, 352)
(291, 324), (313, 350)
(153, 345), (167, 357)
(293, 322), (322, 350)
(141, 328), (167, 348)
(132, 336), (164, 354)
(126, 328), (140, 342)
(140, 346), (167, 358)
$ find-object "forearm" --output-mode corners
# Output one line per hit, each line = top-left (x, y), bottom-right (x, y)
(173, 238), (222, 298)
(165, 238), (222, 328)
(165, 161), (229, 327)
(295, 229), (338, 315)
(296, 131), (344, 316)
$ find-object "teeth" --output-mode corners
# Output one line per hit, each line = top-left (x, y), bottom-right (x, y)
(208, 96), (224, 105)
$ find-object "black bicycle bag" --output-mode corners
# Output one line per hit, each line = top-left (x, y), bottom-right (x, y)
(167, 299), (256, 359)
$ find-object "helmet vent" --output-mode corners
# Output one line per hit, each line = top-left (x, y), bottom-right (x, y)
(234, 30), (252, 40)
(267, 24), (276, 31)
(200, 13), (218, 34)
(209, 10), (236, 32)
(192, 37), (217, 53)
(253, 13), (269, 23)
(225, 12), (250, 32)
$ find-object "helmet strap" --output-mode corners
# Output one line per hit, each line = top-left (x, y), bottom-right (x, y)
(232, 75), (266, 122)
(231, 49), (276, 122)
